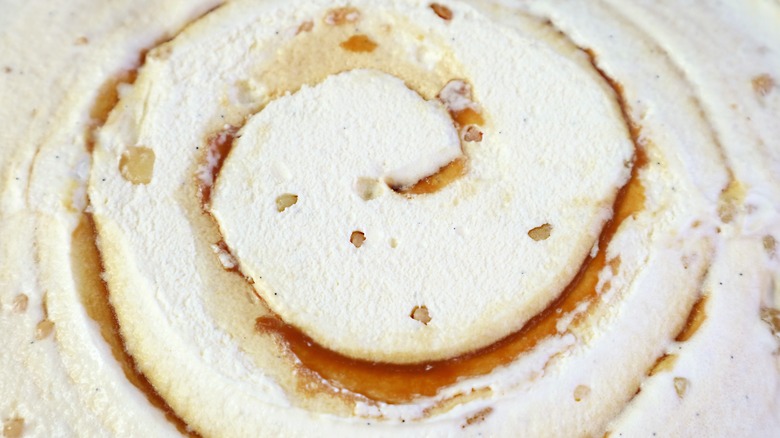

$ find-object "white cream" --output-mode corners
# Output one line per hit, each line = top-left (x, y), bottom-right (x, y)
(1, 0), (778, 436)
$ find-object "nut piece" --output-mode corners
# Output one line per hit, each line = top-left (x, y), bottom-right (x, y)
(763, 235), (776, 256)
(430, 3), (453, 21)
(752, 74), (775, 97)
(325, 7), (360, 25)
(3, 418), (24, 438)
(297, 20), (314, 34)
(119, 146), (155, 185)
(528, 223), (552, 241)
(12, 294), (28, 313)
(275, 194), (298, 212)
(350, 231), (366, 248)
(35, 319), (55, 340)
(462, 125), (483, 142)
(761, 307), (780, 335)
(411, 305), (432, 324)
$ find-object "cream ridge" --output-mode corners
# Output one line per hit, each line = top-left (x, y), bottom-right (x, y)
(1, 0), (779, 437)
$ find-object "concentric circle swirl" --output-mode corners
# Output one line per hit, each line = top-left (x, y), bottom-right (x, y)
(2, 0), (779, 436)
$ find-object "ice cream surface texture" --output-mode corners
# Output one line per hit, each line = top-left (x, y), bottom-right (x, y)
(1, 0), (779, 437)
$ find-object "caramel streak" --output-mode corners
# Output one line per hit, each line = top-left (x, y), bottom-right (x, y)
(73, 216), (198, 436)
(256, 140), (646, 404)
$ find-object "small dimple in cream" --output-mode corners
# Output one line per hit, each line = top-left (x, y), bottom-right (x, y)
(573, 385), (590, 402)
(673, 377), (689, 398)
(355, 177), (383, 201)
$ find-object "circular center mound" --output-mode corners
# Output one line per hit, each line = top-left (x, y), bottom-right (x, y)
(212, 65), (631, 361)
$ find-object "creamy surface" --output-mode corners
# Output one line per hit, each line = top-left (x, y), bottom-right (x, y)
(1, 0), (779, 437)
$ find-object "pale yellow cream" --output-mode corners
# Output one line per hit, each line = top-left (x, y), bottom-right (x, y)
(1, 0), (778, 437)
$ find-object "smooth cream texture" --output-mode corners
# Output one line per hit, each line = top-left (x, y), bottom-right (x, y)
(1, 0), (778, 437)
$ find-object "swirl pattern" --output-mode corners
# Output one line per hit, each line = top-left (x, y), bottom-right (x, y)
(1, 0), (778, 436)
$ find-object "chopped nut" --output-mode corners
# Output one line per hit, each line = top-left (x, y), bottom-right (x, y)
(211, 241), (238, 271)
(752, 74), (774, 97)
(12, 294), (28, 313)
(119, 146), (155, 185)
(3, 418), (24, 438)
(350, 231), (366, 248)
(297, 20), (314, 34)
(430, 3), (453, 21)
(75, 36), (89, 45)
(761, 307), (780, 335)
(462, 125), (483, 142)
(528, 223), (552, 241)
(673, 377), (689, 398)
(325, 7), (360, 25)
(411, 305), (432, 324)
(36, 319), (55, 340)
(574, 384), (590, 402)
(763, 235), (776, 256)
(275, 194), (298, 212)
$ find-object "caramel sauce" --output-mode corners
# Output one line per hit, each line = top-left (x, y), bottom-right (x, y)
(391, 157), (468, 195)
(255, 142), (646, 403)
(86, 70), (138, 152)
(452, 107), (484, 128)
(71, 216), (197, 436)
(199, 126), (239, 206)
(339, 34), (378, 53)
(675, 295), (708, 342)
